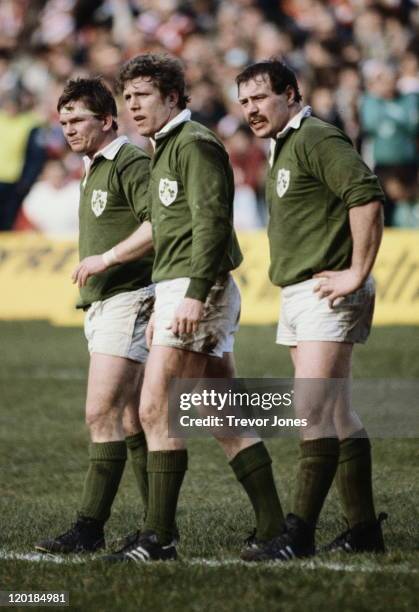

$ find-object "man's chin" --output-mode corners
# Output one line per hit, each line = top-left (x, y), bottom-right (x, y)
(69, 144), (86, 154)
(135, 126), (152, 138)
(249, 125), (273, 139)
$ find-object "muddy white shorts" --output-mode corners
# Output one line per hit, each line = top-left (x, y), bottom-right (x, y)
(152, 275), (241, 358)
(276, 276), (375, 346)
(84, 286), (155, 362)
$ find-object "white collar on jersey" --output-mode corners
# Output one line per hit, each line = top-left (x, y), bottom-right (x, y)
(152, 108), (192, 147)
(83, 135), (129, 175)
(269, 105), (312, 167)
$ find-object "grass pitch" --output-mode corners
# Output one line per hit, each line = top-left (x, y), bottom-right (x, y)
(0, 322), (418, 612)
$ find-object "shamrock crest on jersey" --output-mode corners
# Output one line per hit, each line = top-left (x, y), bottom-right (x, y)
(91, 189), (108, 217)
(159, 178), (178, 206)
(276, 169), (290, 198)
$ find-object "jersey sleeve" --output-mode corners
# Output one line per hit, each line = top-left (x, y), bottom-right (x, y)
(178, 140), (234, 301)
(300, 133), (385, 208)
(118, 156), (151, 223)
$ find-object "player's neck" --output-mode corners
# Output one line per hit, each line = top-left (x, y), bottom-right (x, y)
(87, 132), (118, 159)
(288, 102), (303, 120)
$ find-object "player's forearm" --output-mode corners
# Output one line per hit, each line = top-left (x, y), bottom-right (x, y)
(103, 221), (153, 267)
(180, 141), (234, 300)
(183, 195), (232, 301)
(186, 172), (232, 299)
(349, 201), (383, 282)
(186, 227), (230, 300)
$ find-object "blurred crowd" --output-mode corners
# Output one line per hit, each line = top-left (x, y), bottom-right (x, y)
(0, 0), (418, 236)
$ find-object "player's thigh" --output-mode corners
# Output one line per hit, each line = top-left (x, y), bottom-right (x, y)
(141, 345), (208, 408)
(86, 353), (143, 414)
(139, 346), (208, 450)
(289, 346), (297, 369)
(294, 341), (353, 378)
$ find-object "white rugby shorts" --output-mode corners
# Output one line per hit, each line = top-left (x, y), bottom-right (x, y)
(84, 286), (154, 362)
(276, 276), (375, 346)
(152, 274), (241, 357)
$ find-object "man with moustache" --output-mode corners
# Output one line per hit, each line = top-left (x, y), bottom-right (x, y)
(236, 59), (386, 560)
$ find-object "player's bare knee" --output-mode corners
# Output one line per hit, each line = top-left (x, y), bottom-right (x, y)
(139, 397), (163, 431)
(122, 405), (141, 436)
(85, 405), (120, 431)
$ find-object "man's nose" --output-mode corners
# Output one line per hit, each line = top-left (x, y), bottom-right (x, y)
(129, 96), (139, 111)
(247, 99), (258, 115)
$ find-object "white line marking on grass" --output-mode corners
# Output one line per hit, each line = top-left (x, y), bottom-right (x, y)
(189, 559), (417, 574)
(0, 551), (417, 574)
(0, 552), (85, 564)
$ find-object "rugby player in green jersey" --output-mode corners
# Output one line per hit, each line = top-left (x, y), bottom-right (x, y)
(237, 59), (387, 560)
(35, 77), (154, 554)
(73, 54), (286, 563)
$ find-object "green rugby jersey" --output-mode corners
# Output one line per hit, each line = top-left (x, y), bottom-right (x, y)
(267, 113), (384, 287)
(149, 115), (243, 301)
(78, 138), (153, 308)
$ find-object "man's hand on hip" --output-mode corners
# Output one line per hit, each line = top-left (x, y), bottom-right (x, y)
(72, 255), (109, 288)
(169, 298), (205, 335)
(313, 268), (364, 308)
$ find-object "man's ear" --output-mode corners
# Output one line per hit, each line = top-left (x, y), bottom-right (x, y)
(102, 114), (114, 132)
(168, 91), (179, 108)
(285, 85), (296, 105)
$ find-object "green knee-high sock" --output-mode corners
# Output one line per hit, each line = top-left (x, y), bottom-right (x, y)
(79, 441), (127, 523)
(336, 429), (376, 526)
(126, 432), (148, 517)
(230, 441), (285, 540)
(144, 450), (187, 545)
(293, 438), (339, 527)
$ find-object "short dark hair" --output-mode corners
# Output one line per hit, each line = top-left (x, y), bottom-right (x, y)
(57, 77), (118, 131)
(236, 59), (302, 102)
(117, 54), (190, 109)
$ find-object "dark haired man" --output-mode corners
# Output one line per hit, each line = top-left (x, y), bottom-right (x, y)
(236, 59), (386, 560)
(35, 77), (153, 554)
(76, 54), (286, 562)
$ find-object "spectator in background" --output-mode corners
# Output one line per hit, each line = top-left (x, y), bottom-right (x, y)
(353, 5), (388, 61)
(189, 78), (227, 129)
(361, 60), (419, 227)
(0, 86), (46, 230)
(1, 0), (418, 228)
(17, 158), (79, 237)
(225, 124), (266, 228)
(398, 39), (419, 96)
(310, 85), (345, 131)
(335, 66), (362, 146)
